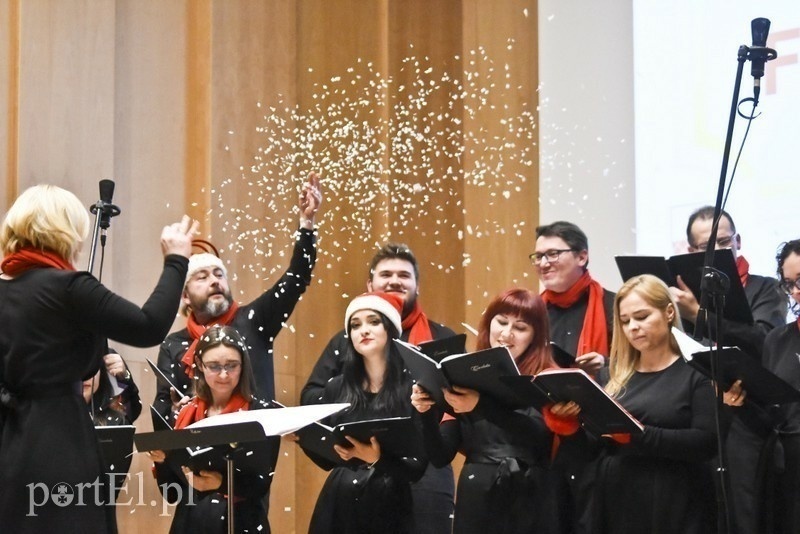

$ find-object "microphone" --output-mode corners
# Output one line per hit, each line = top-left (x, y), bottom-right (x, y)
(89, 179), (121, 246)
(749, 18), (772, 105)
(98, 179), (115, 230)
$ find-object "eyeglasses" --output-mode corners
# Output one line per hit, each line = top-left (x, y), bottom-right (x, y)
(780, 277), (800, 295)
(529, 249), (576, 266)
(694, 234), (737, 252)
(202, 362), (241, 374)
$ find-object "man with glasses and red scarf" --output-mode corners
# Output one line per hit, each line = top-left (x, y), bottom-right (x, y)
(670, 206), (786, 534)
(532, 221), (615, 375)
(530, 220), (615, 534)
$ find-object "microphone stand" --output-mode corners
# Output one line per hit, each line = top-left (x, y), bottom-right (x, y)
(87, 201), (105, 276)
(87, 200), (121, 279)
(694, 38), (775, 534)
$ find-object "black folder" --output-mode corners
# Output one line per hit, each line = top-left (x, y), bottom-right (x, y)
(418, 334), (468, 363)
(615, 249), (753, 324)
(686, 346), (800, 406)
(297, 416), (423, 465)
(95, 425), (135, 477)
(550, 342), (576, 368)
(500, 369), (644, 435)
(394, 340), (521, 410)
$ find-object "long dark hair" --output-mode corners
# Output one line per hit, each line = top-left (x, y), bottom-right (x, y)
(194, 325), (256, 403)
(476, 288), (555, 375)
(339, 313), (408, 416)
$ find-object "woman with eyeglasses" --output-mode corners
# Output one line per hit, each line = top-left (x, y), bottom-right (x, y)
(760, 239), (800, 533)
(150, 325), (279, 533)
(411, 288), (561, 534)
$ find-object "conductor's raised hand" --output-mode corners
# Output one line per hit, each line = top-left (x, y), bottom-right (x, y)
(161, 215), (199, 258)
(411, 384), (435, 413)
(299, 172), (323, 230)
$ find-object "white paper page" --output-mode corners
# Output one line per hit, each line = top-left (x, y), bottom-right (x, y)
(186, 403), (350, 436)
(671, 327), (709, 360)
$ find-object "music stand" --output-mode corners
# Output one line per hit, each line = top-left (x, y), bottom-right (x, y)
(134, 403), (349, 534)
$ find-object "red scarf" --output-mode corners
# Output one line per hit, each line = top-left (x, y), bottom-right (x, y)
(541, 271), (609, 357)
(1, 247), (75, 276)
(736, 255), (750, 288)
(174, 392), (250, 429)
(402, 301), (433, 345)
(180, 302), (240, 378)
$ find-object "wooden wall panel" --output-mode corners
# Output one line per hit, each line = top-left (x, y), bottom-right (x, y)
(462, 0), (538, 323)
(0, 0), (18, 209)
(0, 2), (538, 532)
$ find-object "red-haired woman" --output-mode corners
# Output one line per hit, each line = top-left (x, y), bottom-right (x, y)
(411, 288), (558, 533)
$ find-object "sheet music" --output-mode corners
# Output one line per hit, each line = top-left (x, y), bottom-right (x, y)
(671, 327), (709, 361)
(186, 403), (350, 436)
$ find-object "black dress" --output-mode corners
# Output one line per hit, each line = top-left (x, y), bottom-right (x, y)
(300, 321), (457, 534)
(588, 358), (717, 534)
(0, 256), (187, 533)
(417, 396), (555, 534)
(761, 320), (800, 533)
(308, 376), (427, 534)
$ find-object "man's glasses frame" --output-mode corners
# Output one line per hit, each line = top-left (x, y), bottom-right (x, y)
(528, 249), (577, 266)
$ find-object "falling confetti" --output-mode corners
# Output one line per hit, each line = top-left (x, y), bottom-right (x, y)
(209, 42), (538, 334)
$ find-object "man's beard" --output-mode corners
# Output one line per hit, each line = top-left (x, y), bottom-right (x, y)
(202, 292), (233, 318)
(402, 292), (417, 318)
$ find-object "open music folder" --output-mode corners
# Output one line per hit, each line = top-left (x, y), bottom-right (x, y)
(673, 327), (800, 406)
(500, 369), (644, 435)
(296, 415), (424, 466)
(615, 249), (753, 324)
(394, 339), (522, 411)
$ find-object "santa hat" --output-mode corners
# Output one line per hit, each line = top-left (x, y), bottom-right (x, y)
(344, 292), (404, 335)
(185, 253), (227, 287)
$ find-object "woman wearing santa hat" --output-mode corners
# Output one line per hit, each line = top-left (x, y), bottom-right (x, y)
(306, 292), (427, 534)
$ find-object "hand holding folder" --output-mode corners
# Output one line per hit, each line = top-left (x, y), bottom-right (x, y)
(673, 327), (800, 406)
(394, 338), (522, 411)
(500, 369), (644, 435)
(296, 416), (423, 465)
(615, 249), (753, 324)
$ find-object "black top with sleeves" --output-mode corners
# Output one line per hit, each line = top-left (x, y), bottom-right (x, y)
(153, 228), (316, 424)
(557, 358), (717, 534)
(0, 254), (188, 534)
(547, 289), (615, 359)
(416, 395), (554, 534)
(308, 375), (427, 534)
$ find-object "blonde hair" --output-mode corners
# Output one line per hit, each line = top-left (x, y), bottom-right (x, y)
(605, 274), (682, 397)
(0, 184), (90, 261)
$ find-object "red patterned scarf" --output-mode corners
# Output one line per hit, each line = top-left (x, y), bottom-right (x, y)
(1, 247), (75, 275)
(541, 271), (609, 357)
(180, 302), (240, 378)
